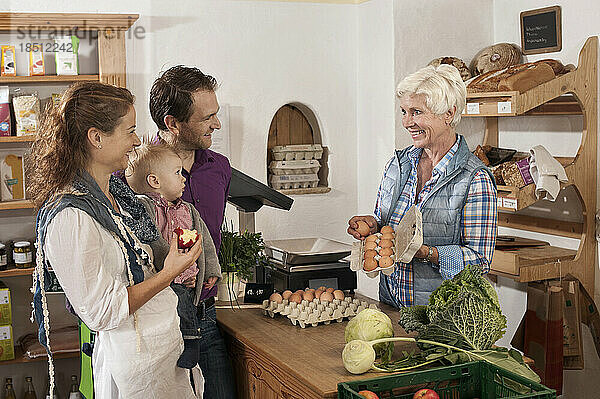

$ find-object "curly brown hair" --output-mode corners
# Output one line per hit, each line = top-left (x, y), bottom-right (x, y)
(27, 82), (134, 208)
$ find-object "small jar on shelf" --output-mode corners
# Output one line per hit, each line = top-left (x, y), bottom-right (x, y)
(0, 243), (7, 271)
(13, 240), (33, 268)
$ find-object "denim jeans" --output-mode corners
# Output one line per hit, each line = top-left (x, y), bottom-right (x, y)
(197, 305), (237, 399)
(170, 283), (201, 369)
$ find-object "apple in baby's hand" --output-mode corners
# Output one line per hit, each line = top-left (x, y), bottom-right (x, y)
(358, 390), (379, 399)
(174, 227), (199, 249)
(413, 389), (439, 399)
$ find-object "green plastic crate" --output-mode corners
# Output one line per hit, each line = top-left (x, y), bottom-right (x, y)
(338, 361), (555, 399)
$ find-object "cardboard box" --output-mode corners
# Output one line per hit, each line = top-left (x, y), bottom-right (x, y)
(578, 280), (600, 360)
(0, 86), (10, 137)
(0, 325), (15, 361)
(0, 281), (11, 326)
(0, 150), (26, 200)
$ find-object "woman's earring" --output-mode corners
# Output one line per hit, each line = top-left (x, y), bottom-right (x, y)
(98, 144), (102, 149)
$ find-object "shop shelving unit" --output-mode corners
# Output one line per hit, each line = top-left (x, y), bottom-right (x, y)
(463, 36), (597, 296)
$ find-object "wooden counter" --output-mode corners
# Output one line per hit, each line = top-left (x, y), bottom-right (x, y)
(216, 298), (414, 399)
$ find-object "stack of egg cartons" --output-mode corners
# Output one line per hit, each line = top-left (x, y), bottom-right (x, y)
(269, 144), (323, 190)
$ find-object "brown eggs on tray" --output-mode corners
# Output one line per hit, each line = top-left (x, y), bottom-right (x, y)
(262, 288), (380, 328)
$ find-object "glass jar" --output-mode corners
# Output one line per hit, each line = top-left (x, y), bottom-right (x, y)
(0, 243), (7, 271)
(13, 241), (33, 268)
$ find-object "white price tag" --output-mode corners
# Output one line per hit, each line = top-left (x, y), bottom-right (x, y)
(0, 290), (8, 305)
(502, 197), (518, 210)
(0, 326), (10, 340)
(497, 198), (503, 208)
(466, 102), (480, 115)
(498, 101), (512, 114)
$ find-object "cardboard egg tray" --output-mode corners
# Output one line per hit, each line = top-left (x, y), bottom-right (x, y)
(271, 144), (324, 161)
(350, 205), (423, 278)
(261, 296), (379, 328)
(270, 173), (319, 190)
(269, 160), (321, 175)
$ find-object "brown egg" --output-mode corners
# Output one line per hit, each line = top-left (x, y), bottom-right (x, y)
(294, 289), (304, 296)
(326, 287), (335, 294)
(363, 249), (377, 260)
(320, 292), (334, 302)
(289, 293), (302, 304)
(356, 220), (370, 237)
(269, 293), (283, 303)
(306, 288), (315, 294)
(379, 239), (394, 248)
(381, 233), (395, 241)
(282, 290), (293, 300)
(318, 286), (327, 292)
(314, 290), (323, 299)
(380, 225), (394, 234)
(333, 290), (345, 300)
(364, 241), (378, 251)
(365, 234), (378, 243)
(363, 257), (378, 271)
(379, 247), (394, 257)
(302, 291), (315, 302)
(378, 256), (394, 268)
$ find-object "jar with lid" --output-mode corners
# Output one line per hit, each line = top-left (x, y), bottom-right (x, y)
(13, 241), (33, 269)
(0, 243), (7, 271)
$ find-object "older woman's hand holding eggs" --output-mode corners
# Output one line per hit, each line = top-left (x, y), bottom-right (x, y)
(347, 215), (377, 240)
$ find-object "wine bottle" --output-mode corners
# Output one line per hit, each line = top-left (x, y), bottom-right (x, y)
(67, 376), (81, 399)
(4, 383), (16, 399)
(22, 377), (37, 399)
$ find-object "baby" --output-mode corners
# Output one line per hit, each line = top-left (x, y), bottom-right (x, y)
(126, 143), (222, 369)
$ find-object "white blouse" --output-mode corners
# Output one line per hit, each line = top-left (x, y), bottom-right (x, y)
(45, 207), (195, 399)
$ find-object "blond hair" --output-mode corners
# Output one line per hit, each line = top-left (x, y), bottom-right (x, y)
(396, 64), (466, 127)
(125, 142), (179, 194)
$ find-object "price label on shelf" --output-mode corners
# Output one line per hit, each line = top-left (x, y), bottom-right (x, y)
(498, 101), (512, 114)
(497, 197), (503, 208)
(0, 290), (8, 304)
(0, 325), (10, 340)
(466, 102), (480, 114)
(502, 197), (518, 210)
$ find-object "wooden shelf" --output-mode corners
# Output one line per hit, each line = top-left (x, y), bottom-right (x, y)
(0, 200), (35, 210)
(0, 267), (34, 277)
(0, 136), (35, 143)
(0, 75), (99, 84)
(0, 13), (139, 31)
(277, 187), (331, 195)
(491, 245), (577, 278)
(0, 346), (78, 365)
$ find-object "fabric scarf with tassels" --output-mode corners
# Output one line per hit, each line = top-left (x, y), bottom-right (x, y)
(32, 169), (160, 351)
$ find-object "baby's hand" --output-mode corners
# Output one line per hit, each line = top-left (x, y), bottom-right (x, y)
(182, 274), (197, 288)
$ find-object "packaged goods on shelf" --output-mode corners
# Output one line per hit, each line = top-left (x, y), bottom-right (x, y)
(0, 325), (15, 361)
(270, 173), (318, 190)
(271, 144), (323, 161)
(0, 281), (11, 326)
(0, 150), (26, 200)
(0, 86), (10, 137)
(0, 46), (16, 77)
(55, 36), (80, 75)
(269, 160), (321, 175)
(28, 44), (45, 76)
(12, 94), (40, 136)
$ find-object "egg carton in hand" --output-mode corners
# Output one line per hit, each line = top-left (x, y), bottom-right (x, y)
(349, 204), (423, 278)
(261, 296), (378, 328)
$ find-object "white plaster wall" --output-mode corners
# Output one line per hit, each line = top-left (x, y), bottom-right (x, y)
(354, 0), (395, 298)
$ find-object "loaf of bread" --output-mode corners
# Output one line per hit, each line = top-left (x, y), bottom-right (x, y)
(498, 62), (555, 93)
(501, 162), (526, 187)
(491, 164), (506, 185)
(473, 145), (490, 166)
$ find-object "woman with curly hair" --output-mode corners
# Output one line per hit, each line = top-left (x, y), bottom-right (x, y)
(28, 82), (201, 398)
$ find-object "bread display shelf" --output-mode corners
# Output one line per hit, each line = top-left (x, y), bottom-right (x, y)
(491, 245), (577, 282)
(0, 200), (35, 210)
(476, 36), (597, 295)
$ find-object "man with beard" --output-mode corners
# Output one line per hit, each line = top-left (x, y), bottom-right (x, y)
(150, 66), (235, 399)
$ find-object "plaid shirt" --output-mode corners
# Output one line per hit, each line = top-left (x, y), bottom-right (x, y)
(374, 137), (497, 307)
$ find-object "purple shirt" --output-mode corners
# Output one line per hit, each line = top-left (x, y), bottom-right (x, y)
(181, 148), (231, 300)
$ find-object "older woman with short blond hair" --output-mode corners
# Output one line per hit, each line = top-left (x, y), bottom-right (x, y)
(348, 64), (497, 307)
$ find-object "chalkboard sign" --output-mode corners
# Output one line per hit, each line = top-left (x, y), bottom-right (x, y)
(244, 282), (274, 304)
(520, 6), (561, 55)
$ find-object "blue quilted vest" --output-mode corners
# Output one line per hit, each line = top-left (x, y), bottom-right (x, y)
(377, 135), (495, 308)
